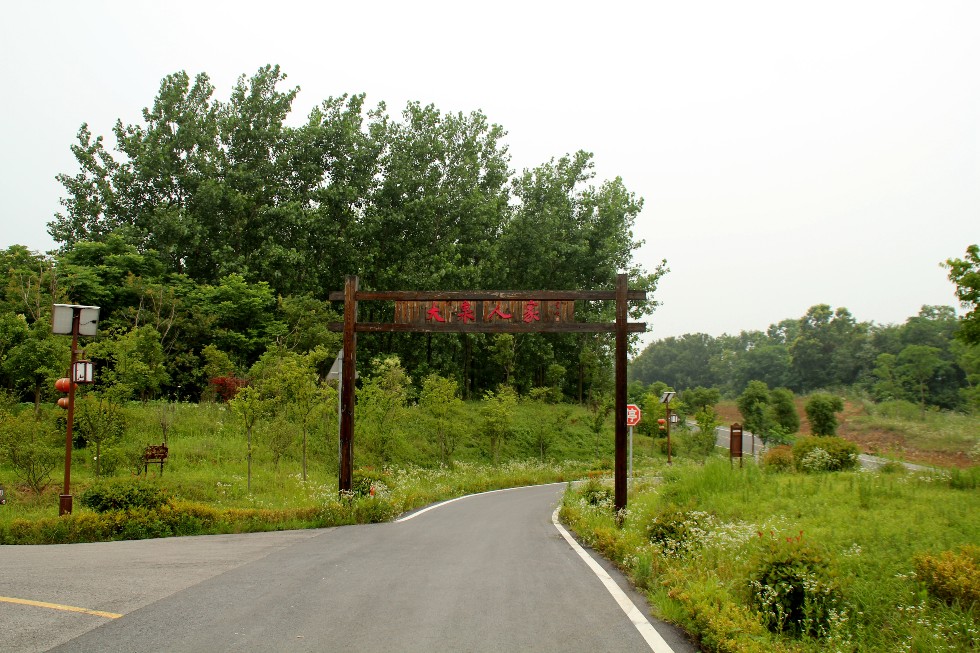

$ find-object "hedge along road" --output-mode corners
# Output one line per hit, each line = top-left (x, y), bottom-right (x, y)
(3, 484), (697, 653)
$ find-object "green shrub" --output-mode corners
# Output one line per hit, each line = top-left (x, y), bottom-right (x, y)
(351, 469), (389, 497)
(874, 400), (920, 420)
(913, 545), (980, 611)
(579, 476), (613, 507)
(80, 480), (171, 513)
(877, 460), (906, 474)
(747, 531), (843, 638)
(947, 466), (980, 490)
(762, 445), (794, 472)
(645, 504), (713, 557)
(793, 436), (859, 472)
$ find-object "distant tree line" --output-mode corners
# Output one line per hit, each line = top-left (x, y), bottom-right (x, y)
(0, 65), (664, 406)
(630, 302), (979, 412)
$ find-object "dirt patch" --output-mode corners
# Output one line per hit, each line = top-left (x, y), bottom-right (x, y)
(715, 400), (974, 469)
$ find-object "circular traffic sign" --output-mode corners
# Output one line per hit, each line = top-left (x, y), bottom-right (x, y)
(626, 404), (642, 426)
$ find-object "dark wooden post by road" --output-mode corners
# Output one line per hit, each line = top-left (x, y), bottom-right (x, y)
(614, 273), (628, 513)
(339, 276), (358, 493)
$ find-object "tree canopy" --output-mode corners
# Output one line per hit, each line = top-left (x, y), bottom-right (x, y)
(1, 65), (664, 404)
(630, 303), (975, 412)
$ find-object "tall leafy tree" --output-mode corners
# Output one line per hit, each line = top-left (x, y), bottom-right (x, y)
(805, 393), (845, 436)
(944, 244), (980, 345)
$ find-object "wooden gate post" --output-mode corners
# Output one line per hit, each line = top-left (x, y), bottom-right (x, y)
(614, 273), (628, 513)
(339, 275), (358, 493)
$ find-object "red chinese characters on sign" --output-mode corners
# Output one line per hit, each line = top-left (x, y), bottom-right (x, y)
(395, 299), (574, 326)
(426, 301), (446, 323)
(456, 300), (476, 324)
(486, 303), (513, 321)
(523, 300), (541, 323)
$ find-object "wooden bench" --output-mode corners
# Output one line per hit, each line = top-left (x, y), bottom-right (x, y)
(143, 444), (169, 476)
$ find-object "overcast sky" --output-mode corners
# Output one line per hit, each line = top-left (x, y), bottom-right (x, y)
(1, 1), (976, 346)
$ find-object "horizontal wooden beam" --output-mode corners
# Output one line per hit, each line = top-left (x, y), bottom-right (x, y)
(328, 322), (647, 334)
(327, 290), (648, 302)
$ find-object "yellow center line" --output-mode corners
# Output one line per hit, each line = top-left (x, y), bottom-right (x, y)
(0, 596), (122, 619)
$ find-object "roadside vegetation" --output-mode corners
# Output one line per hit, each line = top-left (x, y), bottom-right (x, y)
(0, 389), (649, 542)
(561, 457), (979, 652)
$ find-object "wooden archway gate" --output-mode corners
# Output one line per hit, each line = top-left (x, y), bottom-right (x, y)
(328, 274), (647, 511)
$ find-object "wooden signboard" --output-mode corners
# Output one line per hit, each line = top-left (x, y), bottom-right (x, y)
(730, 422), (744, 468)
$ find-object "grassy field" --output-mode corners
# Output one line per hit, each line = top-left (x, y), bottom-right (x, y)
(0, 398), (664, 526)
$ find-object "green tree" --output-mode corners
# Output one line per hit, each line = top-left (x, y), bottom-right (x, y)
(736, 380), (771, 441)
(897, 345), (948, 416)
(944, 244), (980, 345)
(481, 384), (518, 464)
(587, 393), (613, 458)
(491, 334), (516, 384)
(693, 406), (720, 456)
(76, 394), (126, 476)
(804, 393), (845, 436)
(419, 373), (464, 466)
(92, 325), (170, 402)
(681, 386), (721, 412)
(4, 321), (68, 415)
(229, 384), (265, 492)
(0, 412), (61, 494)
(769, 388), (800, 434)
(250, 347), (328, 480)
(359, 356), (411, 464)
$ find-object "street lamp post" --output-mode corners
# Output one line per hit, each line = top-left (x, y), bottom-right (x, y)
(51, 304), (99, 516)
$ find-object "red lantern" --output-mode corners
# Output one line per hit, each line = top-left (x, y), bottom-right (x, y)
(57, 397), (70, 409)
(55, 377), (73, 393)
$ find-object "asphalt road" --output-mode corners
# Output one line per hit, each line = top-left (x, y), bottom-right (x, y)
(2, 484), (696, 653)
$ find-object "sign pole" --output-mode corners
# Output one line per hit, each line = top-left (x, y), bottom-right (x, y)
(613, 274), (628, 513)
(628, 425), (633, 490)
(339, 276), (358, 494)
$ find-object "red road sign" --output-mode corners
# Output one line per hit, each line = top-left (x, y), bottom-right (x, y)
(626, 404), (642, 427)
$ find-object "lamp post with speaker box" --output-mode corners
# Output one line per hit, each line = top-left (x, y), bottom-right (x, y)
(51, 304), (100, 516)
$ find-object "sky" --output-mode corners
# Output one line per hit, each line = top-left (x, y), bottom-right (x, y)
(1, 1), (977, 348)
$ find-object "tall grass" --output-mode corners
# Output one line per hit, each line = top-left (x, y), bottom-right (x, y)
(0, 397), (670, 530)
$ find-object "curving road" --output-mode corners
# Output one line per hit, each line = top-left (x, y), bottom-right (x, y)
(2, 484), (696, 652)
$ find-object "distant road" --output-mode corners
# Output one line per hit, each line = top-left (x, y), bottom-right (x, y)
(710, 424), (935, 471)
(4, 485), (696, 653)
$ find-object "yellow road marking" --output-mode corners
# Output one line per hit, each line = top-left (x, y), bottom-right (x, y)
(0, 596), (121, 619)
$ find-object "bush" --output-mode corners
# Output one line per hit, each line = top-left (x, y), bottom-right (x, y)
(793, 436), (859, 472)
(80, 480), (171, 513)
(874, 399), (920, 421)
(762, 445), (795, 472)
(914, 545), (980, 611)
(645, 504), (713, 557)
(747, 531), (843, 638)
(351, 469), (389, 498)
(579, 476), (613, 507)
(0, 416), (61, 494)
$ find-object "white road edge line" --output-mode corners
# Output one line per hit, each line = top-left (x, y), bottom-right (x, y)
(552, 507), (675, 653)
(394, 482), (565, 523)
